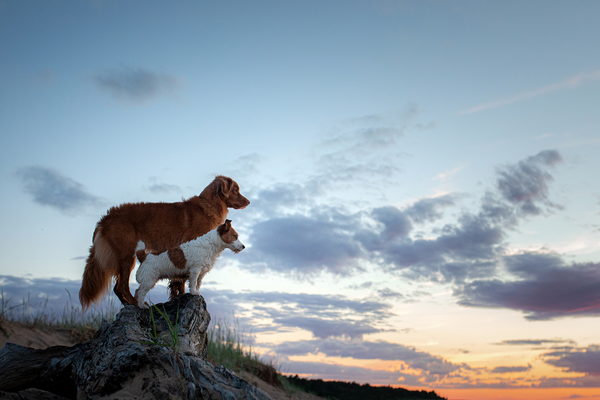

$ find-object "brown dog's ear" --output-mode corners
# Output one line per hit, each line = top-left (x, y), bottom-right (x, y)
(224, 219), (232, 231)
(215, 175), (233, 199)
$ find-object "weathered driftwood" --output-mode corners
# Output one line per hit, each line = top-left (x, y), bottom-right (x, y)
(0, 294), (273, 400)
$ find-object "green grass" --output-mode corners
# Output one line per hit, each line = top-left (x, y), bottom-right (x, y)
(142, 303), (181, 355)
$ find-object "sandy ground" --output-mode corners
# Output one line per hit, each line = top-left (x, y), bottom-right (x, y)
(0, 319), (323, 400)
(0, 320), (91, 350)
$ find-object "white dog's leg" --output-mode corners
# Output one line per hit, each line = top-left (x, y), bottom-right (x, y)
(135, 279), (156, 309)
(188, 268), (201, 296)
(196, 274), (203, 293)
(195, 268), (209, 293)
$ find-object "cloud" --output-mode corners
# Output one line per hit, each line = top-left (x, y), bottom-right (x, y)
(242, 151), (561, 285)
(493, 150), (563, 218)
(244, 192), (499, 284)
(542, 345), (600, 376)
(15, 166), (104, 215)
(376, 288), (405, 300)
(404, 194), (457, 224)
(372, 214), (504, 282)
(362, 149), (562, 283)
(274, 338), (463, 377)
(146, 183), (182, 194)
(461, 69), (600, 114)
(433, 166), (466, 182)
(269, 316), (380, 339)
(92, 66), (180, 104)
(494, 339), (576, 346)
(456, 252), (600, 320)
(201, 289), (392, 339)
(491, 364), (532, 373)
(248, 182), (319, 219)
(237, 148), (585, 323)
(309, 104), (428, 191)
(243, 210), (366, 278)
(221, 153), (263, 180)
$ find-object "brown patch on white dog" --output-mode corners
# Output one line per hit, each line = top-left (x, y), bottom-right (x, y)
(168, 248), (187, 270)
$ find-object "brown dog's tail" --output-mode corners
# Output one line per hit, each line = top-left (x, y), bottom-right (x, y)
(79, 230), (117, 309)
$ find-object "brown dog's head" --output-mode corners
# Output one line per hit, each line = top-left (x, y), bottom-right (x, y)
(204, 175), (250, 209)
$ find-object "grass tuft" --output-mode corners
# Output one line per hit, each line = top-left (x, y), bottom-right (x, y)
(142, 303), (181, 355)
(0, 289), (119, 330)
(207, 317), (282, 388)
(207, 317), (260, 371)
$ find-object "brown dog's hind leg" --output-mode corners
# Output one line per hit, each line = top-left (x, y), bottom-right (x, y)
(114, 257), (138, 306)
(113, 276), (129, 305)
(167, 279), (186, 300)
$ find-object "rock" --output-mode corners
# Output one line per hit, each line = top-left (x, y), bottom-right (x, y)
(0, 294), (273, 400)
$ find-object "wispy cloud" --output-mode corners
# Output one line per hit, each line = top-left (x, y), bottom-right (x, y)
(461, 69), (600, 114)
(310, 104), (431, 192)
(491, 364), (532, 374)
(146, 183), (181, 194)
(92, 66), (180, 104)
(15, 166), (104, 216)
(494, 339), (576, 346)
(201, 289), (392, 339)
(433, 165), (466, 182)
(274, 338), (463, 377)
(221, 153), (263, 180)
(144, 177), (182, 195)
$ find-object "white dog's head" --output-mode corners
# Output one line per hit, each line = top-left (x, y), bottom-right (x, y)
(217, 219), (245, 253)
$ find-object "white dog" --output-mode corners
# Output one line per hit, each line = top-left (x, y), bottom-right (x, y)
(134, 219), (244, 308)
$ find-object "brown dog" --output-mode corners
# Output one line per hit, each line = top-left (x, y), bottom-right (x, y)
(79, 175), (250, 308)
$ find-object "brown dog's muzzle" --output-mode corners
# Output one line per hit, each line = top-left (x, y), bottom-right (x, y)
(231, 196), (250, 209)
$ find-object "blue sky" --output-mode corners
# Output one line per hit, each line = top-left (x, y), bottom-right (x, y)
(1, 1), (600, 399)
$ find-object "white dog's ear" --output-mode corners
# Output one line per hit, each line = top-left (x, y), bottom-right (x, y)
(218, 219), (232, 235)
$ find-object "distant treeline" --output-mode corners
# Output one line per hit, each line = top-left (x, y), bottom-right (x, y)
(285, 375), (447, 400)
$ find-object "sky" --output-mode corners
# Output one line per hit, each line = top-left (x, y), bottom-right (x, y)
(1, 1), (600, 399)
